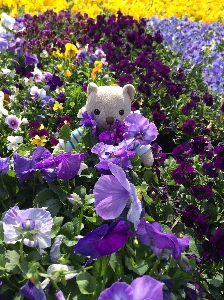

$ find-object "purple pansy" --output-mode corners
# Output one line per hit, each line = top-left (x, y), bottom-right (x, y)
(5, 115), (20, 130)
(123, 113), (158, 146)
(3, 206), (53, 253)
(54, 152), (84, 180)
(190, 185), (213, 200)
(98, 275), (164, 300)
(93, 163), (142, 229)
(172, 143), (192, 163)
(182, 120), (196, 135)
(92, 142), (135, 173)
(172, 162), (197, 184)
(13, 146), (56, 183)
(25, 52), (39, 65)
(74, 219), (134, 259)
(137, 218), (190, 260)
(20, 280), (46, 300)
(0, 157), (9, 175)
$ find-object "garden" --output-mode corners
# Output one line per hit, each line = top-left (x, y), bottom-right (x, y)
(0, 0), (224, 299)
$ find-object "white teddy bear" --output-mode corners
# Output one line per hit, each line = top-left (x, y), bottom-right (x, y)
(54, 82), (155, 167)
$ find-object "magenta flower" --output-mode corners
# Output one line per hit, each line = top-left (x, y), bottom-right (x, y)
(3, 206), (53, 253)
(20, 281), (46, 300)
(93, 163), (142, 229)
(98, 275), (164, 300)
(123, 113), (158, 146)
(74, 219), (134, 259)
(5, 115), (20, 130)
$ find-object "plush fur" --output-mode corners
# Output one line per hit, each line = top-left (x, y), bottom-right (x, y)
(54, 82), (154, 167)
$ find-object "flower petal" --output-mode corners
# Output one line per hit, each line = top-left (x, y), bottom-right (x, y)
(94, 175), (130, 219)
(131, 275), (164, 300)
(98, 282), (133, 300)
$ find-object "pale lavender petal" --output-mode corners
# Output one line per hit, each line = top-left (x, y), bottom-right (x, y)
(94, 175), (130, 219)
(127, 184), (142, 230)
(108, 163), (130, 191)
(131, 275), (164, 300)
(55, 290), (65, 300)
(50, 235), (63, 263)
(3, 206), (22, 243)
(98, 282), (133, 300)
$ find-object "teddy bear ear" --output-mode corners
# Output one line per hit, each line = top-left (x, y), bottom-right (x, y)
(123, 84), (135, 102)
(87, 82), (98, 96)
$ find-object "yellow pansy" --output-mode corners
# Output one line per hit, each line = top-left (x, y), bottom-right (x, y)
(31, 135), (47, 146)
(53, 101), (63, 111)
(91, 65), (102, 80)
(64, 43), (78, 59)
(52, 50), (63, 58)
(57, 64), (63, 71)
(64, 69), (72, 77)
(94, 60), (103, 68)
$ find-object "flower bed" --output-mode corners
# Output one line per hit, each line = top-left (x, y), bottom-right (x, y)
(0, 8), (224, 300)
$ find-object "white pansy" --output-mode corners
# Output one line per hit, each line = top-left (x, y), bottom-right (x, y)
(40, 50), (49, 58)
(41, 264), (76, 289)
(1, 13), (15, 30)
(7, 135), (23, 150)
(0, 91), (8, 117)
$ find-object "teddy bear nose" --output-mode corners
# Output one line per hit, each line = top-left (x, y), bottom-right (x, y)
(106, 117), (114, 125)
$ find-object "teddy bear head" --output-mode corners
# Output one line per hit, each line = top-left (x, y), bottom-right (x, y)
(85, 82), (135, 132)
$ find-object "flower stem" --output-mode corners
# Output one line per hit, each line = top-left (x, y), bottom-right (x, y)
(64, 266), (93, 274)
(166, 255), (173, 275)
(102, 256), (110, 292)
(149, 251), (164, 276)
(20, 239), (25, 263)
(77, 206), (84, 235)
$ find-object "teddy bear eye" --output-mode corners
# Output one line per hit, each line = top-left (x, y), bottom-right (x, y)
(119, 109), (124, 116)
(94, 109), (100, 115)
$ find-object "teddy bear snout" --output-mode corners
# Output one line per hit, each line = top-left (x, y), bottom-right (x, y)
(106, 117), (114, 125)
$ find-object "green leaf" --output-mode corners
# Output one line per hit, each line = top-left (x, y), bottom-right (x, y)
(47, 182), (68, 202)
(93, 256), (108, 277)
(0, 221), (4, 242)
(125, 257), (149, 275)
(5, 250), (20, 274)
(33, 188), (54, 207)
(41, 198), (62, 217)
(60, 124), (71, 143)
(51, 216), (64, 238)
(26, 251), (41, 262)
(59, 222), (74, 240)
(109, 253), (123, 278)
(76, 271), (96, 294)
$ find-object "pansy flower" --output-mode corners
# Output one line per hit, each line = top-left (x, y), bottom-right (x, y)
(3, 206), (53, 254)
(93, 163), (142, 229)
